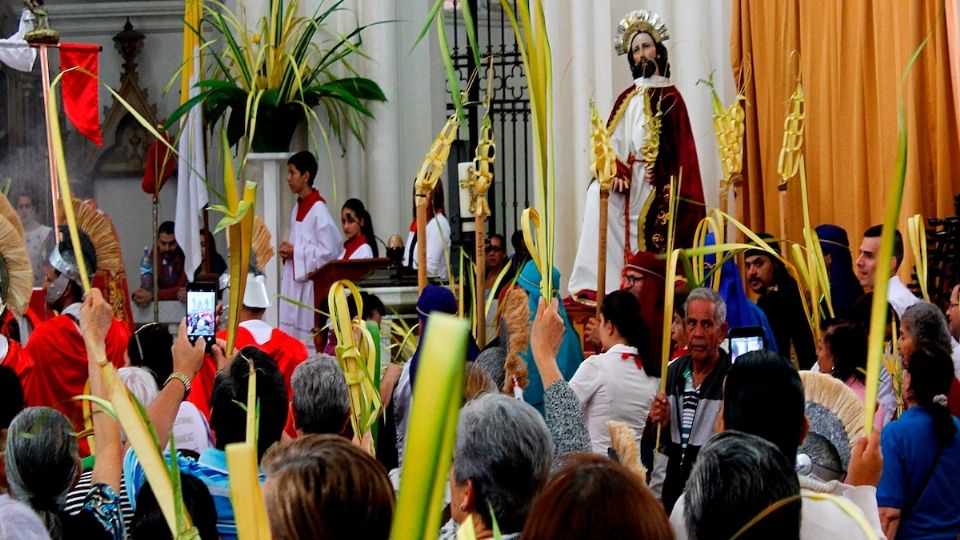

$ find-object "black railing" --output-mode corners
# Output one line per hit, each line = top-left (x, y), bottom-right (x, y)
(443, 1), (531, 254)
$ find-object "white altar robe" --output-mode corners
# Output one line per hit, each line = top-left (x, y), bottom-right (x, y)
(279, 194), (341, 353)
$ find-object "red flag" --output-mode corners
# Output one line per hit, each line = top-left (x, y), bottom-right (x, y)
(141, 131), (178, 198)
(59, 43), (102, 146)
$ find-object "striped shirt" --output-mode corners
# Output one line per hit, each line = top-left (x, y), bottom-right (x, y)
(65, 470), (133, 532)
(124, 447), (265, 540)
(679, 368), (700, 454)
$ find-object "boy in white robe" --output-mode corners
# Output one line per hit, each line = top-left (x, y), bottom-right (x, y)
(279, 151), (341, 353)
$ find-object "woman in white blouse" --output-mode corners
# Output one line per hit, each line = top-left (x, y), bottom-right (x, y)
(569, 290), (660, 453)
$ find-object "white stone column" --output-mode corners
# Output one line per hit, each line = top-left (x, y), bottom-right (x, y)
(245, 153), (290, 327)
(357, 0), (402, 244)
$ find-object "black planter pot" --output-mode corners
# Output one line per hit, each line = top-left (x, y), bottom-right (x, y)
(249, 106), (305, 153)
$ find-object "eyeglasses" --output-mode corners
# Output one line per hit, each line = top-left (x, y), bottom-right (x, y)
(624, 274), (645, 286)
(485, 245), (505, 253)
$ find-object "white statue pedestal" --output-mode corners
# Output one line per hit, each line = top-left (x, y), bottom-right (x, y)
(244, 152), (291, 328)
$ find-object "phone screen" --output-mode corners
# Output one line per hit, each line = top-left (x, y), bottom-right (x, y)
(729, 336), (764, 362)
(186, 287), (217, 342)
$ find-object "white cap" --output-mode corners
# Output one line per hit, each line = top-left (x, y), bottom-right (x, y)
(243, 273), (270, 309)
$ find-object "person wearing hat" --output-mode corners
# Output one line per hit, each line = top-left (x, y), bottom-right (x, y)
(22, 226), (130, 449)
(215, 272), (308, 398)
(816, 224), (864, 319)
(387, 285), (480, 464)
(583, 251), (667, 363)
(744, 232), (816, 368)
(568, 9), (705, 300)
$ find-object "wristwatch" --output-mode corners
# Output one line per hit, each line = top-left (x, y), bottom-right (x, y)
(164, 372), (193, 399)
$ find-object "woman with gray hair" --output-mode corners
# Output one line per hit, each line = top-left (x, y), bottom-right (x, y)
(0, 494), (51, 540)
(684, 430), (802, 540)
(900, 302), (960, 379)
(900, 301), (960, 417)
(448, 393), (554, 539)
(6, 290), (125, 539)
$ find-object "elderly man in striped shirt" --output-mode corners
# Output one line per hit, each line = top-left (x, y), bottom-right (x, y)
(649, 287), (731, 514)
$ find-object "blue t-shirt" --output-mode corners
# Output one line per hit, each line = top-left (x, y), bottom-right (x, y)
(124, 447), (265, 540)
(877, 406), (960, 539)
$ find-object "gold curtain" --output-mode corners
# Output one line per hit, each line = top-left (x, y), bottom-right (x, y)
(731, 0), (960, 251)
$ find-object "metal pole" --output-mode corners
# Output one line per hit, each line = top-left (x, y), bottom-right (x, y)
(152, 198), (159, 322)
(38, 45), (60, 238)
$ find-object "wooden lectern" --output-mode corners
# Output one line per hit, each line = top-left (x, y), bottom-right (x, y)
(308, 258), (390, 351)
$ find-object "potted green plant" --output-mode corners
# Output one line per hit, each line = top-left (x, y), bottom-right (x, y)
(166, 0), (386, 153)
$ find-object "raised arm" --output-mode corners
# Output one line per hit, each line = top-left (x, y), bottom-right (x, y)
(531, 298), (590, 457)
(141, 319), (206, 450)
(79, 289), (122, 492)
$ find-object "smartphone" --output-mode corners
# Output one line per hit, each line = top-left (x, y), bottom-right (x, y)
(726, 326), (765, 362)
(186, 281), (217, 350)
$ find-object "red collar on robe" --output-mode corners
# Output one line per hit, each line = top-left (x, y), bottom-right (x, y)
(295, 190), (324, 222)
(342, 234), (369, 259)
(408, 210), (445, 232)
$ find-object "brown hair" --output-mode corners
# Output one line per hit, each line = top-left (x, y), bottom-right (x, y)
(464, 362), (497, 403)
(521, 453), (673, 540)
(261, 434), (395, 539)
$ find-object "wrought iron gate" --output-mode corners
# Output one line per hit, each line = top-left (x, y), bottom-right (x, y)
(442, 1), (532, 255)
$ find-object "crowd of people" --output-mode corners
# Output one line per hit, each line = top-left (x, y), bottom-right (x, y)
(1, 7), (960, 540)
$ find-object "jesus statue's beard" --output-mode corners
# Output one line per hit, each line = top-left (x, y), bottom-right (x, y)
(632, 58), (658, 79)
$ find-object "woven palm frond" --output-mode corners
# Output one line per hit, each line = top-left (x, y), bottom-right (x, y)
(501, 287), (530, 393)
(0, 193), (24, 239)
(57, 198), (123, 273)
(252, 216), (274, 272)
(0, 215), (33, 317)
(607, 420), (647, 482)
(800, 371), (866, 448)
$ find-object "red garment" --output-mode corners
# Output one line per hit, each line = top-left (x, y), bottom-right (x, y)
(59, 44), (102, 146)
(623, 251), (667, 376)
(141, 250), (187, 301)
(948, 376), (960, 418)
(205, 325), (308, 426)
(141, 132), (177, 197)
(342, 234), (369, 260)
(608, 84), (705, 252)
(295, 190), (324, 222)
(22, 314), (129, 433)
(1, 338), (30, 380)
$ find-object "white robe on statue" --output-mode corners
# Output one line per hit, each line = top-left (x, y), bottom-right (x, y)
(279, 191), (341, 353)
(568, 76), (672, 297)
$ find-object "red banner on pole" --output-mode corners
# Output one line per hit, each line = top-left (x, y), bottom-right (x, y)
(59, 43), (102, 146)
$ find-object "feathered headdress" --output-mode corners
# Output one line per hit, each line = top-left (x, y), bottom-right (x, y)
(0, 193), (25, 239)
(251, 216), (274, 273)
(56, 198), (123, 274)
(799, 371), (866, 470)
(615, 9), (669, 56)
(0, 214), (33, 317)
